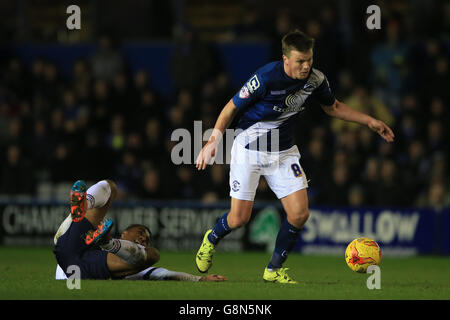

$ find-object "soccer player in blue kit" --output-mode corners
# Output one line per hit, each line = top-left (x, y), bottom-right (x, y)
(195, 30), (394, 283)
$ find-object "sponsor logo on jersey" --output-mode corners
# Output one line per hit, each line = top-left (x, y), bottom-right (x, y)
(273, 104), (306, 113)
(246, 75), (260, 93)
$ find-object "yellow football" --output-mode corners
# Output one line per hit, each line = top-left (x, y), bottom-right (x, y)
(345, 237), (382, 273)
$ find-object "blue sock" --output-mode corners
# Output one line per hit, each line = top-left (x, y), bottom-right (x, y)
(207, 212), (231, 245)
(267, 219), (301, 270)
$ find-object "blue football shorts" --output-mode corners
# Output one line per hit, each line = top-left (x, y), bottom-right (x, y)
(53, 218), (111, 280)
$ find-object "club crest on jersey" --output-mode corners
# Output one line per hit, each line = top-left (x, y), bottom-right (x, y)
(232, 180), (241, 192)
(239, 85), (250, 99)
(246, 75), (260, 94)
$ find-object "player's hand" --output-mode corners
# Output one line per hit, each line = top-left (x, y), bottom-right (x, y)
(200, 274), (227, 282)
(368, 119), (395, 143)
(195, 139), (218, 170)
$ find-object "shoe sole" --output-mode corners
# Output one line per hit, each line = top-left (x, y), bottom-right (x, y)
(86, 220), (114, 245)
(70, 180), (87, 222)
(70, 192), (86, 222)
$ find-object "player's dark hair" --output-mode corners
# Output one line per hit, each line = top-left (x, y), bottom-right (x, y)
(282, 29), (315, 56)
(124, 224), (154, 246)
(125, 224), (152, 238)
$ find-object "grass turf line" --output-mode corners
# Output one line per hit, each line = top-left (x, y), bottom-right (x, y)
(0, 246), (449, 300)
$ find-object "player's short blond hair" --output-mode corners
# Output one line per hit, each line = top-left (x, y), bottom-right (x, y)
(282, 29), (315, 57)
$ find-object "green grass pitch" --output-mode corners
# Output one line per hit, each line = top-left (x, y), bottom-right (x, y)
(0, 246), (449, 300)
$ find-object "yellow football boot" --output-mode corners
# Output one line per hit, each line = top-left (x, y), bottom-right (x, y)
(263, 267), (297, 284)
(195, 230), (216, 273)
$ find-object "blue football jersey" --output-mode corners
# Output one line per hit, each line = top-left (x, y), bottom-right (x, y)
(232, 61), (335, 151)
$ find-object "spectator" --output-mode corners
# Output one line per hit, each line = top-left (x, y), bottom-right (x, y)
(402, 140), (429, 199)
(268, 9), (294, 61)
(302, 137), (330, 204)
(232, 5), (265, 41)
(0, 145), (34, 195)
(416, 179), (450, 211)
(90, 34), (124, 83)
(374, 159), (405, 207)
(371, 19), (410, 109)
(427, 120), (445, 155)
(204, 165), (229, 200)
(111, 71), (133, 115)
(90, 80), (111, 132)
(319, 164), (351, 206)
(72, 59), (92, 90)
(115, 151), (143, 199)
(142, 118), (165, 160)
(348, 185), (365, 208)
(170, 25), (216, 93)
(358, 127), (378, 159)
(138, 168), (165, 200)
(331, 86), (394, 134)
(213, 72), (234, 109)
(79, 130), (113, 181)
(0, 102), (11, 145)
(29, 118), (51, 174)
(106, 114), (126, 153)
(173, 166), (198, 199)
(61, 89), (80, 121)
(361, 157), (380, 206)
(40, 61), (62, 107)
(4, 57), (29, 102)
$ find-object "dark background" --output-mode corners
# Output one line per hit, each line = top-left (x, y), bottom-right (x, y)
(0, 0), (448, 211)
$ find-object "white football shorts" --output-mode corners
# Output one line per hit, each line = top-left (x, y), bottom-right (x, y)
(229, 141), (308, 201)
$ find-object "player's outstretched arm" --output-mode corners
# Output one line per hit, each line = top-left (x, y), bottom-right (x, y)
(196, 99), (239, 170)
(321, 100), (394, 143)
(158, 271), (227, 282)
(124, 267), (227, 282)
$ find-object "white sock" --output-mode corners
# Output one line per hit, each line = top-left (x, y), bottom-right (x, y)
(86, 180), (111, 210)
(101, 239), (147, 266)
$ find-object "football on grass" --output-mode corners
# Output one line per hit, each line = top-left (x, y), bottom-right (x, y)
(345, 237), (382, 273)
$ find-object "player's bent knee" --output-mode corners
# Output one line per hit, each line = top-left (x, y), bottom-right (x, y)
(289, 207), (310, 227)
(105, 180), (118, 201)
(228, 214), (251, 229)
(301, 207), (310, 220)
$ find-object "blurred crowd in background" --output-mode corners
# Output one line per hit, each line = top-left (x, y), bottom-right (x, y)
(0, 0), (449, 209)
